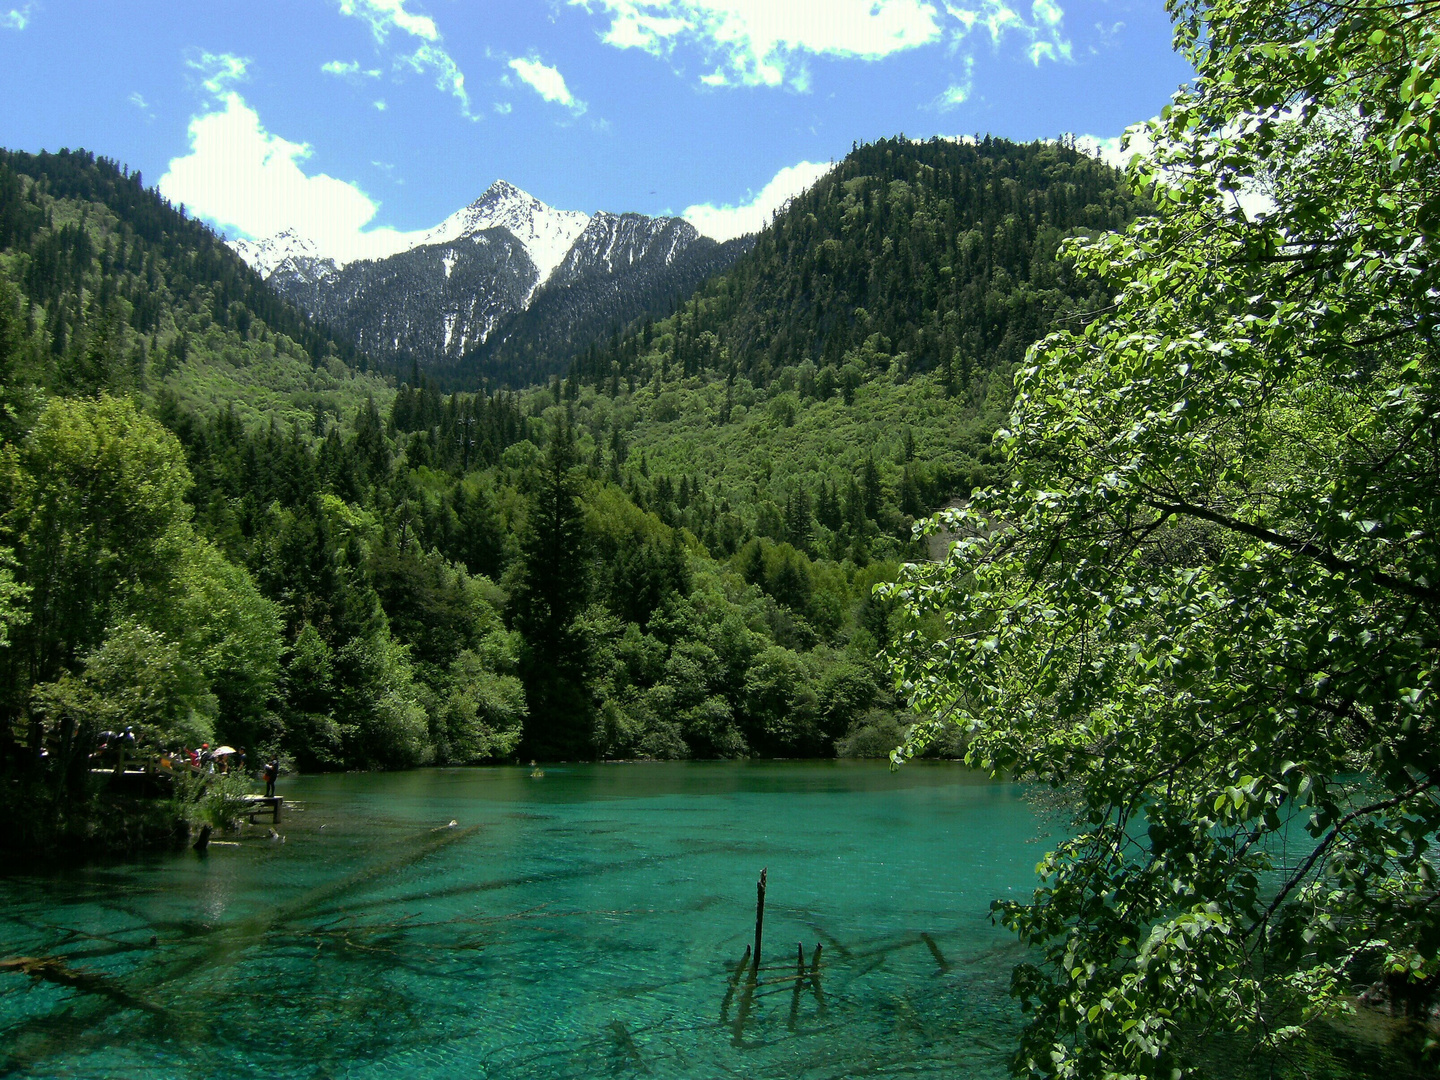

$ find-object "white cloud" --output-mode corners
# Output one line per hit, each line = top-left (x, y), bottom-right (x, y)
(189, 51), (249, 94)
(400, 43), (474, 116)
(945, 0), (1070, 65)
(933, 56), (974, 110)
(684, 159), (832, 242)
(1073, 125), (1153, 172)
(338, 0), (438, 41)
(373, 99), (387, 110)
(321, 59), (382, 78)
(1031, 0), (1063, 31)
(937, 84), (968, 107)
(158, 91), (426, 264)
(1, 4), (32, 30)
(1072, 121), (1274, 220)
(1091, 19), (1124, 51)
(508, 56), (586, 113)
(571, 0), (944, 88)
(494, 101), (514, 114)
(128, 91), (149, 110)
(334, 0), (476, 117)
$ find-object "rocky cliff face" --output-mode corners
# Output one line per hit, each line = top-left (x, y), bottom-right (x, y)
(461, 212), (754, 387)
(268, 228), (536, 364)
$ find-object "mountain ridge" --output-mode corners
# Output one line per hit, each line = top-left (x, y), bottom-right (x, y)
(417, 179), (590, 294)
(233, 179), (753, 384)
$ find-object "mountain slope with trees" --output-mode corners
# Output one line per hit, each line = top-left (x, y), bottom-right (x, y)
(571, 135), (1141, 391)
(0, 135), (1142, 859)
(267, 226), (538, 370)
(458, 213), (754, 388)
(555, 136), (1145, 564)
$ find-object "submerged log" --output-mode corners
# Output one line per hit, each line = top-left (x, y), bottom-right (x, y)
(751, 867), (767, 978)
(1, 822), (484, 1073)
(921, 931), (950, 973)
(0, 956), (164, 1015)
(607, 1019), (645, 1071)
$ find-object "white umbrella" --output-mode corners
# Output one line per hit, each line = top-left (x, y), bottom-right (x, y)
(212, 745), (238, 756)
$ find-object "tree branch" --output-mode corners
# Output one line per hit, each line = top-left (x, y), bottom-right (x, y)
(1248, 779), (1437, 940)
(1144, 498), (1440, 604)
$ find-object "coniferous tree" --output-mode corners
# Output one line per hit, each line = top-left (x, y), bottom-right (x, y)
(860, 456), (882, 522)
(514, 417), (591, 759)
(784, 488), (814, 554)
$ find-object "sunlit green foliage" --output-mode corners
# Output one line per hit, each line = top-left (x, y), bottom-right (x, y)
(572, 137), (1141, 390)
(0, 135), (1143, 816)
(1, 397), (281, 804)
(886, 0), (1440, 1074)
(0, 148), (392, 431)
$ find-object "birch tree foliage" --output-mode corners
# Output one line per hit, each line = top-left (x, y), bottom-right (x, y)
(884, 0), (1440, 1076)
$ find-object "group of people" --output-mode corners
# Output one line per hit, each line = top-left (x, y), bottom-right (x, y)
(95, 733), (281, 795)
(165, 743), (246, 775)
(176, 746), (281, 794)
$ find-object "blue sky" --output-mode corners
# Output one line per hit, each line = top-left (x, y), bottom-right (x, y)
(0, 0), (1191, 257)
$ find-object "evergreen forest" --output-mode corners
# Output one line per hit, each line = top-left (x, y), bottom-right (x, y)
(1, 0), (1439, 1071)
(0, 138), (1137, 850)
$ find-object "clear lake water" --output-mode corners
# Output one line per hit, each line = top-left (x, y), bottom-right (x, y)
(0, 761), (1047, 1079)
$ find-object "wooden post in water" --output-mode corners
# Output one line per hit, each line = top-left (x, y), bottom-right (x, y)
(720, 945), (750, 1022)
(788, 942), (805, 1030)
(809, 943), (825, 1009)
(751, 867), (767, 979)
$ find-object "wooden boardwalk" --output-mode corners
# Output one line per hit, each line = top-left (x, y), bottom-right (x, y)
(241, 795), (283, 824)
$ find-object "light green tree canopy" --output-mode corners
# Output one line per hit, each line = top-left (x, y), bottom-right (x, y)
(3, 394), (194, 680)
(3, 395), (282, 766)
(0, 546), (26, 649)
(34, 620), (217, 753)
(886, 0), (1439, 1075)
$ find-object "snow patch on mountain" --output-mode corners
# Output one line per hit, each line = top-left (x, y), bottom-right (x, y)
(229, 228), (337, 280)
(549, 212), (701, 283)
(232, 180), (589, 301)
(419, 180), (589, 291)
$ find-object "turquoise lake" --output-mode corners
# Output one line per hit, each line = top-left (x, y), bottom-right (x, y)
(0, 761), (1048, 1079)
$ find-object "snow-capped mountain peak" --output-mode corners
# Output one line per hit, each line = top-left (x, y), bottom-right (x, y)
(229, 181), (589, 290)
(236, 181), (752, 380)
(421, 180), (590, 289)
(229, 228), (334, 280)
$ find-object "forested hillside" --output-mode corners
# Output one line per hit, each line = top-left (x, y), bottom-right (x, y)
(553, 136), (1143, 561)
(0, 149), (367, 373)
(573, 135), (1139, 389)
(0, 137), (1142, 854)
